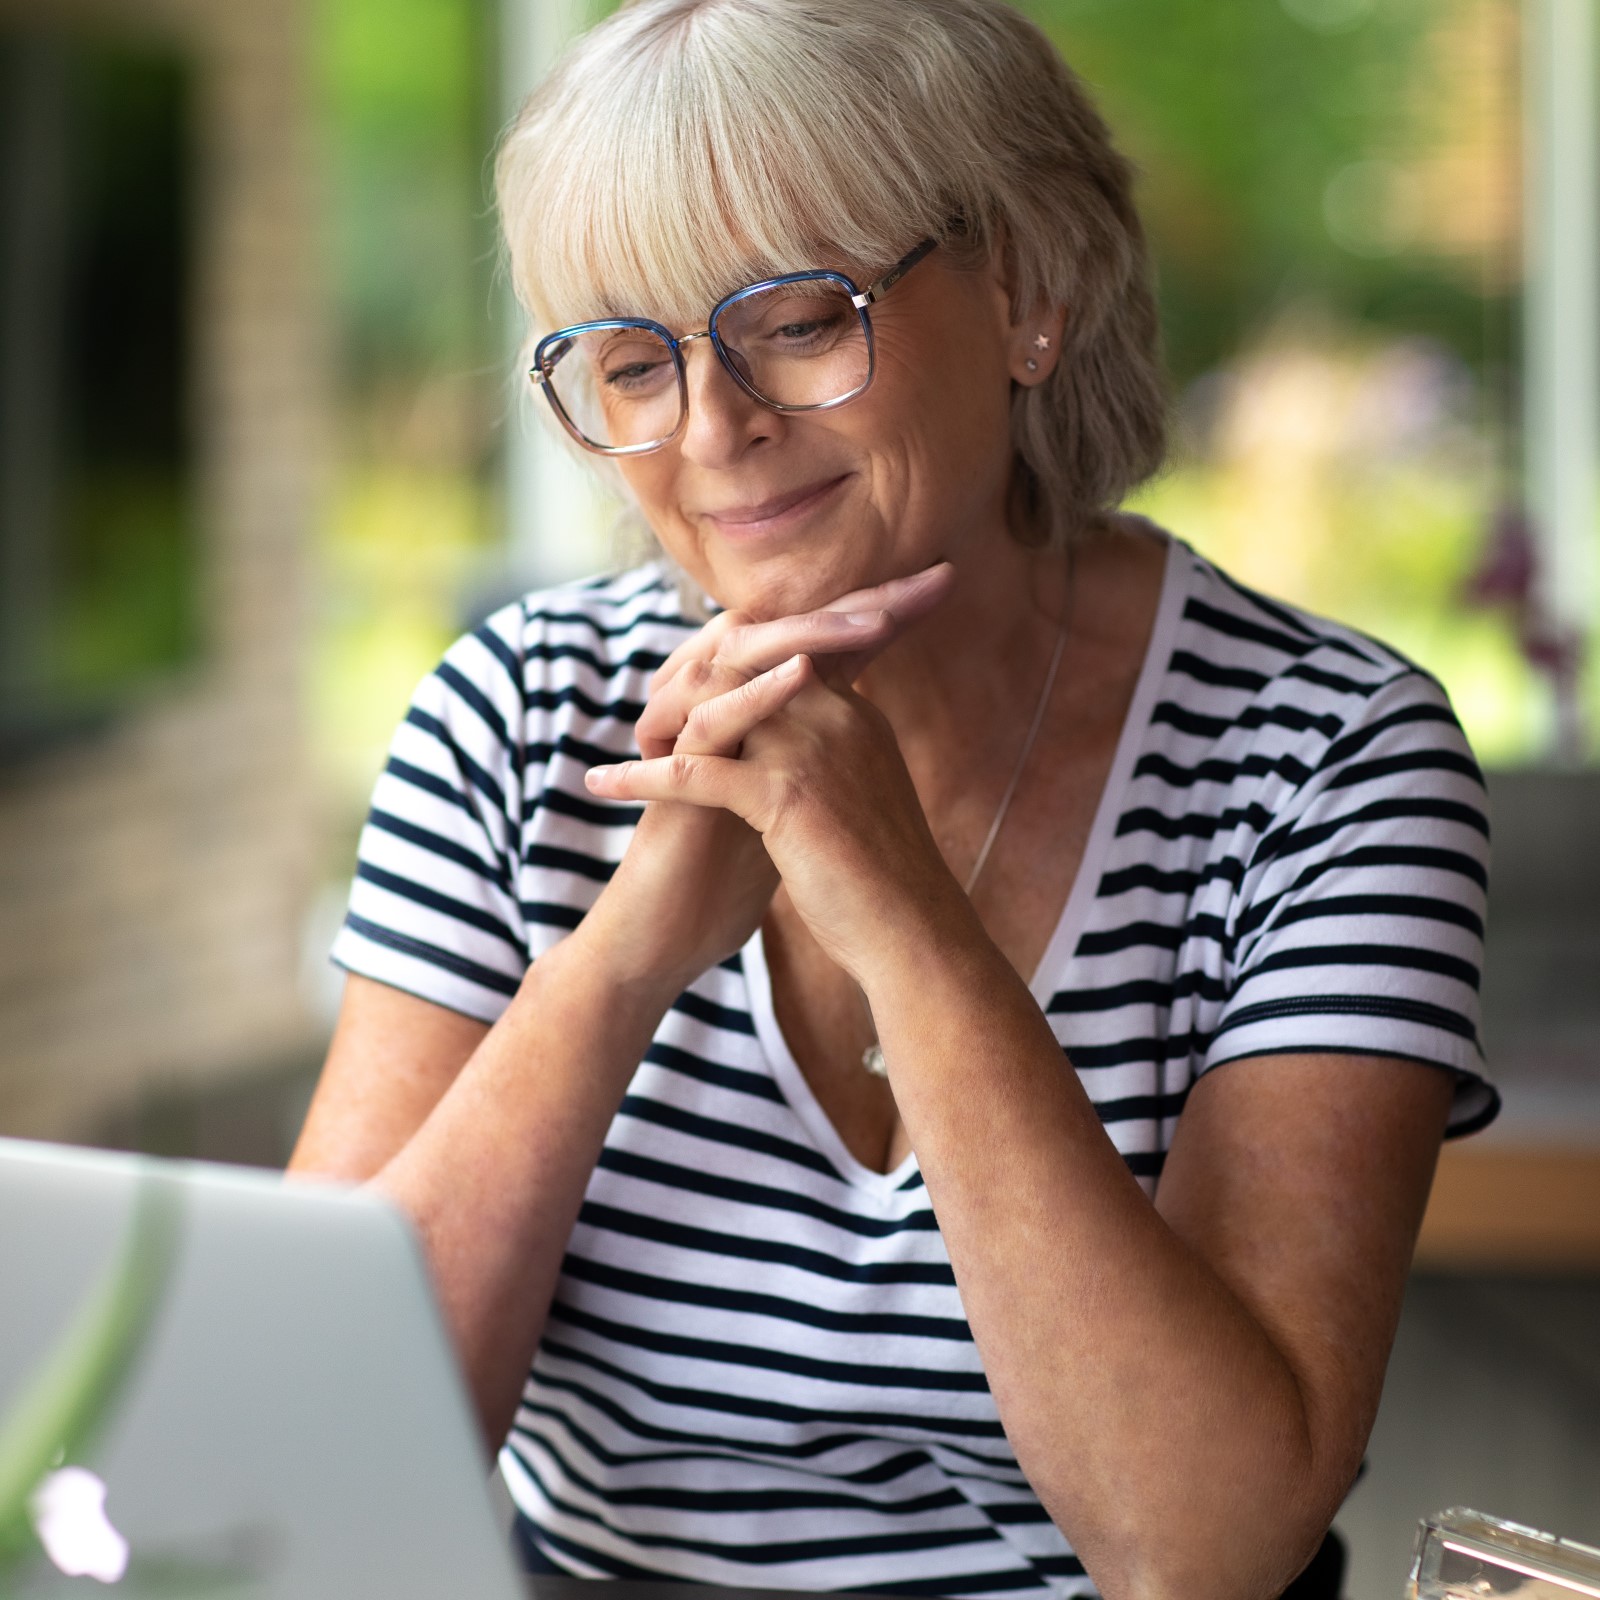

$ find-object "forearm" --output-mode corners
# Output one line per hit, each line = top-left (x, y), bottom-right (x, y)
(372, 917), (675, 1451)
(864, 920), (1330, 1600)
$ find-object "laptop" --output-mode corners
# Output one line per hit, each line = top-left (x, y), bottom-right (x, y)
(0, 1134), (528, 1600)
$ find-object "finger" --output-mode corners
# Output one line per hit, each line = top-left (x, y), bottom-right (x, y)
(584, 749), (769, 828)
(817, 561), (956, 626)
(649, 561), (955, 700)
(648, 607), (750, 695)
(678, 654), (814, 756)
(710, 562), (956, 679)
(636, 656), (748, 758)
(787, 561), (958, 686)
(714, 607), (893, 680)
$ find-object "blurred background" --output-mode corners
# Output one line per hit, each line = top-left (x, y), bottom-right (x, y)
(0, 0), (1596, 1592)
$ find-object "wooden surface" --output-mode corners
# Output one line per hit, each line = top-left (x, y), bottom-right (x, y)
(1415, 1143), (1600, 1268)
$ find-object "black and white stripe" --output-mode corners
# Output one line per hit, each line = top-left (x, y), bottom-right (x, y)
(333, 535), (1494, 1597)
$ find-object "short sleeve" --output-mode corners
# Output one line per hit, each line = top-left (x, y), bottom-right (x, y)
(330, 605), (531, 1023)
(1203, 668), (1498, 1136)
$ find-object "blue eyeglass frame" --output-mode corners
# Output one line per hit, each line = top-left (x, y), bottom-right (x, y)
(529, 236), (939, 457)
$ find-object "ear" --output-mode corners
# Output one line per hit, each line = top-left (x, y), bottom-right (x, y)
(1008, 300), (1068, 387)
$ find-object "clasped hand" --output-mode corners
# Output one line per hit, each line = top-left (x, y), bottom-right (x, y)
(584, 562), (962, 989)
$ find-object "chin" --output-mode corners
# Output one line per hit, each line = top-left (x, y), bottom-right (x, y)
(707, 550), (883, 622)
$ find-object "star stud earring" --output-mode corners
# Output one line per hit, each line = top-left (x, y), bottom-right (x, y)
(1033, 333), (1051, 351)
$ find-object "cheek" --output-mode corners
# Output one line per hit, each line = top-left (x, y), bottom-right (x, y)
(617, 458), (672, 520)
(617, 459), (697, 563)
(870, 347), (1014, 518)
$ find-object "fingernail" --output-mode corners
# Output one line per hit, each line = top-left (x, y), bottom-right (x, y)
(776, 654), (805, 678)
(844, 611), (885, 628)
(584, 767), (608, 789)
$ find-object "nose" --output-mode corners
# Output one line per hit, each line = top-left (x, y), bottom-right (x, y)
(676, 332), (775, 468)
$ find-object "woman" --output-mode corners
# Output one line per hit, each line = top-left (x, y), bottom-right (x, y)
(290, 2), (1496, 1597)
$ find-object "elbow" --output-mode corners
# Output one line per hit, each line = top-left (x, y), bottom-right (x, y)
(1093, 1516), (1337, 1600)
(1069, 1437), (1359, 1600)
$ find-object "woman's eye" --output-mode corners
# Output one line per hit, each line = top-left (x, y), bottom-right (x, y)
(603, 359), (669, 389)
(770, 312), (845, 343)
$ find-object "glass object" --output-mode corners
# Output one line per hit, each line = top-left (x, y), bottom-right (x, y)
(531, 238), (936, 455)
(1409, 1507), (1600, 1599)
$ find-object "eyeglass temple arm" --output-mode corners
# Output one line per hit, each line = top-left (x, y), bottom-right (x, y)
(851, 236), (940, 309)
(529, 335), (576, 385)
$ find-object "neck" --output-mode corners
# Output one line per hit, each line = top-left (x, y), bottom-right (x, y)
(855, 525), (1074, 769)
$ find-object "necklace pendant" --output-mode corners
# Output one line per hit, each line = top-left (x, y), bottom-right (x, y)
(862, 1042), (888, 1078)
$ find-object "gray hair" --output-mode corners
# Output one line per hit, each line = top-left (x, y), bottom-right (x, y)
(495, 0), (1167, 548)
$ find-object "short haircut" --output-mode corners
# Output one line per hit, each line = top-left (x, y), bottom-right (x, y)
(495, 0), (1168, 548)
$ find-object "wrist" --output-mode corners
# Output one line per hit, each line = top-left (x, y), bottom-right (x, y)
(856, 905), (1051, 1106)
(545, 888), (696, 1020)
(849, 876), (995, 1003)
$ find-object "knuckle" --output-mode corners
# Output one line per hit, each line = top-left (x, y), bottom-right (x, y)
(807, 608), (851, 635)
(744, 661), (795, 713)
(680, 659), (714, 693)
(717, 622), (753, 661)
(636, 701), (681, 754)
(710, 612), (751, 655)
(666, 752), (697, 789)
(769, 769), (804, 830)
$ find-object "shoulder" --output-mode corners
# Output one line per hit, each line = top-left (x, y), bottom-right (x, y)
(1169, 540), (1436, 706)
(413, 562), (696, 757)
(1130, 542), (1494, 1116)
(450, 561), (693, 694)
(1128, 532), (1490, 959)
(1154, 539), (1481, 800)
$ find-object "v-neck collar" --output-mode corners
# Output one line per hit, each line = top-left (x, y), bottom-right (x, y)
(740, 530), (1192, 1193)
(741, 928), (922, 1195)
(1025, 527), (1189, 1009)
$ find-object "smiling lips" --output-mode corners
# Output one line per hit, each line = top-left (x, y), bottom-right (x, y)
(701, 474), (848, 530)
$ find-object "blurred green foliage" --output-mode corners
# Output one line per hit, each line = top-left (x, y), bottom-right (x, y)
(310, 0), (503, 830)
(1034, 0), (1514, 383)
(55, 475), (198, 699)
(315, 0), (497, 386)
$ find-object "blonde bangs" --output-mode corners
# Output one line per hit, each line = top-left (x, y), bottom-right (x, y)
(496, 0), (1168, 543)
(497, 3), (969, 337)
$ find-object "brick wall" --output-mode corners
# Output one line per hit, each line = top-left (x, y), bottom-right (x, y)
(0, 0), (329, 1140)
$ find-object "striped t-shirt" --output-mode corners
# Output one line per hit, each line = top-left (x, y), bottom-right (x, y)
(331, 531), (1495, 1598)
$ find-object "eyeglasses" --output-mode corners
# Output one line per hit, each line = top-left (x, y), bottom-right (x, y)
(529, 237), (938, 456)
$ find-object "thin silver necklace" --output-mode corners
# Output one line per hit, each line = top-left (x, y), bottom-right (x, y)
(861, 616), (1069, 1077)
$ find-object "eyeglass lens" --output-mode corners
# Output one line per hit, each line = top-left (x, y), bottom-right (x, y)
(544, 276), (871, 452)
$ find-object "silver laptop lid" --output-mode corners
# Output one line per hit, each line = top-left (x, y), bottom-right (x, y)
(0, 1135), (526, 1600)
